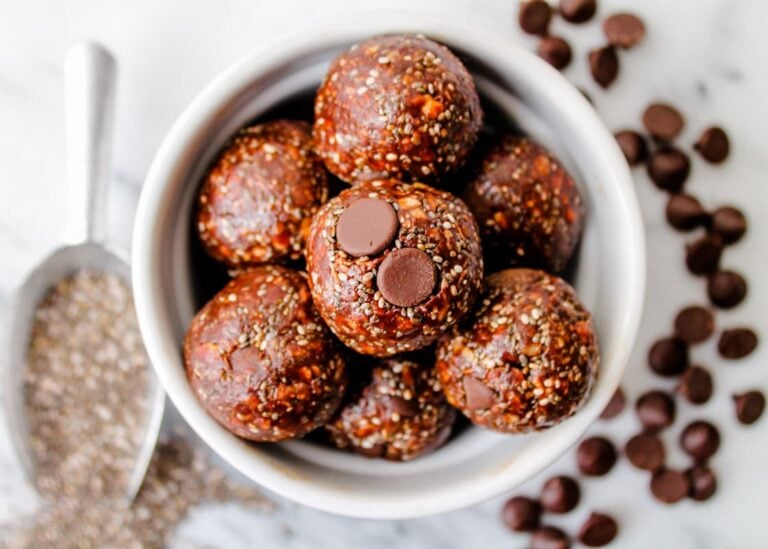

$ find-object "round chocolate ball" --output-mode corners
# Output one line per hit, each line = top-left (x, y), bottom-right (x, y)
(313, 34), (482, 184)
(183, 266), (347, 441)
(306, 178), (483, 357)
(325, 357), (456, 461)
(197, 120), (328, 267)
(463, 135), (584, 273)
(436, 268), (599, 433)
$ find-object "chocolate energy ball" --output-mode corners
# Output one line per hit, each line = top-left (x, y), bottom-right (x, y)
(463, 135), (584, 273)
(436, 268), (599, 433)
(325, 357), (456, 461)
(183, 266), (347, 442)
(305, 178), (483, 356)
(313, 34), (483, 184)
(197, 120), (328, 267)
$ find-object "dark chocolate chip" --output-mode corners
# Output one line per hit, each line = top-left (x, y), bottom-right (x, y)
(388, 396), (419, 417)
(578, 512), (619, 547)
(685, 235), (723, 276)
(707, 270), (747, 309)
(676, 366), (714, 405)
(718, 328), (758, 360)
(463, 376), (495, 411)
(710, 206), (747, 244)
(577, 436), (617, 476)
(336, 197), (398, 257)
(560, 0), (597, 23)
(615, 130), (647, 165)
(648, 336), (689, 377)
(636, 390), (676, 432)
(647, 146), (690, 192)
(733, 390), (765, 425)
(625, 433), (665, 471)
(600, 387), (626, 420)
(538, 36), (573, 70)
(674, 306), (715, 344)
(650, 469), (690, 504)
(540, 475), (580, 513)
(680, 420), (720, 461)
(588, 45), (619, 88)
(519, 0), (553, 35)
(501, 496), (541, 532)
(665, 194), (709, 231)
(376, 247), (436, 307)
(694, 126), (730, 163)
(642, 103), (685, 141)
(687, 465), (717, 501)
(603, 13), (646, 49)
(531, 526), (571, 549)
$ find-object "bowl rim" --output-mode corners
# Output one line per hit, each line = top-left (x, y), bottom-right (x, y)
(132, 12), (645, 519)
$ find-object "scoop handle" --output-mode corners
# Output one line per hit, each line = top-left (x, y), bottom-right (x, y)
(63, 42), (116, 245)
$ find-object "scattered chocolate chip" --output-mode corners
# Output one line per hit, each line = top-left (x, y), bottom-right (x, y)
(685, 235), (723, 276)
(677, 366), (714, 405)
(578, 512), (619, 547)
(615, 130), (647, 165)
(336, 197), (399, 257)
(538, 36), (573, 70)
(680, 420), (720, 461)
(665, 194), (708, 231)
(376, 247), (437, 307)
(710, 206), (747, 244)
(733, 391), (765, 425)
(600, 387), (626, 420)
(674, 306), (715, 344)
(687, 465), (717, 501)
(462, 376), (495, 411)
(540, 475), (580, 514)
(603, 13), (646, 49)
(577, 437), (617, 476)
(647, 146), (690, 192)
(519, 0), (553, 35)
(559, 0), (597, 23)
(694, 126), (730, 163)
(650, 468), (690, 504)
(502, 496), (541, 532)
(707, 270), (747, 309)
(642, 103), (685, 141)
(718, 328), (758, 360)
(588, 45), (619, 88)
(531, 526), (571, 549)
(636, 390), (676, 432)
(625, 433), (665, 471)
(648, 336), (688, 377)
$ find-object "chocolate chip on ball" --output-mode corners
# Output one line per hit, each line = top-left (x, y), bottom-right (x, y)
(540, 475), (580, 514)
(335, 197), (399, 257)
(502, 496), (542, 532)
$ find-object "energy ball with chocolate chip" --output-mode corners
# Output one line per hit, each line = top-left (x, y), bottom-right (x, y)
(325, 357), (455, 461)
(306, 179), (483, 356)
(463, 135), (584, 273)
(436, 269), (599, 433)
(196, 120), (328, 267)
(313, 34), (482, 185)
(183, 266), (347, 442)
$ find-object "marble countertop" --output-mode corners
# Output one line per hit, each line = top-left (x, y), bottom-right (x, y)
(1, 0), (766, 547)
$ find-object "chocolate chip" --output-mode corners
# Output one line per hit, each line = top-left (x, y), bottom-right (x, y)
(625, 433), (665, 471)
(388, 396), (419, 417)
(674, 306), (715, 344)
(376, 247), (436, 307)
(685, 235), (722, 276)
(647, 146), (690, 192)
(642, 103), (685, 141)
(519, 0), (553, 35)
(502, 496), (541, 532)
(694, 126), (730, 163)
(577, 436), (617, 476)
(540, 475), (580, 514)
(615, 130), (647, 165)
(707, 270), (747, 309)
(636, 390), (676, 432)
(588, 45), (619, 88)
(650, 469), (690, 504)
(578, 512), (619, 547)
(665, 194), (709, 231)
(733, 390), (765, 425)
(718, 328), (758, 360)
(648, 336), (688, 377)
(603, 12), (646, 49)
(336, 197), (398, 257)
(538, 36), (573, 70)
(463, 376), (495, 411)
(680, 420), (720, 461)
(711, 206), (747, 244)
(531, 526), (571, 549)
(560, 0), (597, 23)
(600, 387), (626, 420)
(677, 366), (714, 405)
(687, 465), (717, 501)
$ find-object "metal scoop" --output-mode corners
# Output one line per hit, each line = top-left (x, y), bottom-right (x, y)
(2, 42), (164, 501)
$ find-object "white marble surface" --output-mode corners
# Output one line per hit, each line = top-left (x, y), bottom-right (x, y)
(1, 0), (767, 547)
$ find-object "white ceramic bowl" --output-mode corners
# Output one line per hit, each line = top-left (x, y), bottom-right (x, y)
(132, 14), (645, 519)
